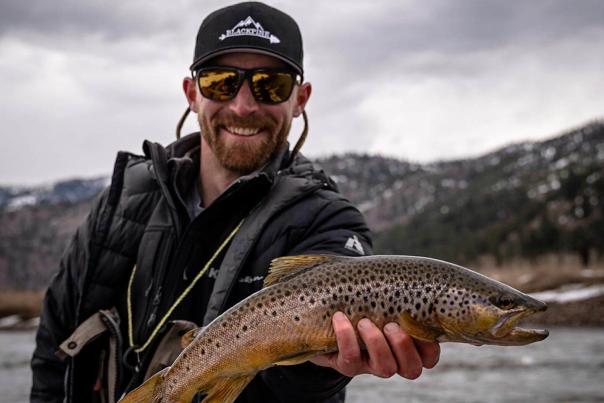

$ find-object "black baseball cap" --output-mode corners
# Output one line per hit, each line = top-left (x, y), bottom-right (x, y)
(190, 2), (304, 76)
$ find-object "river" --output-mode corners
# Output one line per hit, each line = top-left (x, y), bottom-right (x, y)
(2, 327), (602, 402)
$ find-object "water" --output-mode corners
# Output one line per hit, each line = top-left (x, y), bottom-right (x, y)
(2, 328), (602, 403)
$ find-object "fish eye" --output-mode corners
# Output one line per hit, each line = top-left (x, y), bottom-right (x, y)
(490, 295), (517, 310)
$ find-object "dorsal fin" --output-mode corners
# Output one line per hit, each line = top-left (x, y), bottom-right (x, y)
(263, 255), (342, 287)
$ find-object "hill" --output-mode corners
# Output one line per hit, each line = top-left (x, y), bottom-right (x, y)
(1, 120), (603, 291)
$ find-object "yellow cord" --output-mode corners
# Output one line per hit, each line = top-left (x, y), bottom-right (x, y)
(127, 218), (244, 354)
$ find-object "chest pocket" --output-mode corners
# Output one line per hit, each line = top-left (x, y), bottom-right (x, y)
(131, 228), (175, 339)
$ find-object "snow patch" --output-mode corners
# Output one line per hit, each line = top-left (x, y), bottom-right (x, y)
(531, 284), (604, 304)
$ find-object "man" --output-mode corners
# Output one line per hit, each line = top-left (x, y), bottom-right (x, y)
(31, 2), (439, 402)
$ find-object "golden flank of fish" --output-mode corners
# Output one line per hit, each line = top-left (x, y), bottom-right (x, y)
(119, 255), (549, 403)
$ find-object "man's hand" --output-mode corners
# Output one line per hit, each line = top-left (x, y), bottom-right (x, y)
(310, 311), (440, 379)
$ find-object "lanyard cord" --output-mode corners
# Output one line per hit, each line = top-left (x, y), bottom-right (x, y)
(126, 218), (245, 354)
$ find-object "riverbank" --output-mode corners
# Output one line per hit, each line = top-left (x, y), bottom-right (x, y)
(1, 263), (603, 330)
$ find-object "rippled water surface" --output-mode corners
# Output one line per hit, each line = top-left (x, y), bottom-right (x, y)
(2, 327), (602, 402)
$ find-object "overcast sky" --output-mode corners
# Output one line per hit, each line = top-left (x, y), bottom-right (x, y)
(1, 0), (603, 185)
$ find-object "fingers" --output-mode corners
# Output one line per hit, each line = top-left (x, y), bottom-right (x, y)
(414, 339), (441, 369)
(311, 313), (441, 382)
(331, 312), (363, 377)
(383, 323), (424, 379)
(357, 319), (398, 378)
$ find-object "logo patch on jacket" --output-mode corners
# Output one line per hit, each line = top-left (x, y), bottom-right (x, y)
(344, 235), (365, 255)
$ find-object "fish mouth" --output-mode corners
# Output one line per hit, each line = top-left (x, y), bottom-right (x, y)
(487, 303), (549, 346)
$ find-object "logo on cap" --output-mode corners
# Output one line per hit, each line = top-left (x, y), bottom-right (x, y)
(219, 16), (281, 44)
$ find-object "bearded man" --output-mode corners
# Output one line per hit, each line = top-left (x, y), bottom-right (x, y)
(31, 2), (439, 402)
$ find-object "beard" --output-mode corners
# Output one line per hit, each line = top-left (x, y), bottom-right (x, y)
(198, 111), (290, 175)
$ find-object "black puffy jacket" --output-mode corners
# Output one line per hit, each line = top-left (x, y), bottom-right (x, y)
(31, 133), (372, 402)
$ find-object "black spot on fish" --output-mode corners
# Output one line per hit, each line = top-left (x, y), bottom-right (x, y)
(310, 297), (316, 304)
(242, 325), (248, 332)
(300, 296), (305, 302)
(201, 349), (205, 355)
(371, 301), (376, 308)
(294, 316), (300, 322)
(415, 303), (421, 310)
(272, 310), (277, 316)
(388, 306), (394, 315)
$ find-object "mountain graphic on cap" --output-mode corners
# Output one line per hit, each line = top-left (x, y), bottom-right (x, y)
(218, 16), (281, 44)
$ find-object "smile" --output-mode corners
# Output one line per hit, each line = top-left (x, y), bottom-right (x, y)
(225, 126), (262, 136)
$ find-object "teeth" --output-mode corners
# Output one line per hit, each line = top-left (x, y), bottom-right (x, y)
(226, 126), (260, 136)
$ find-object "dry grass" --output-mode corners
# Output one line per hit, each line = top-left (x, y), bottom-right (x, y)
(0, 290), (44, 319)
(472, 254), (604, 293)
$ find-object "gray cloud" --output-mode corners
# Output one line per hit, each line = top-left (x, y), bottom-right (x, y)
(1, 0), (603, 184)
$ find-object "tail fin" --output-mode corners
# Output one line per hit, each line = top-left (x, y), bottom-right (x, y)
(118, 367), (168, 403)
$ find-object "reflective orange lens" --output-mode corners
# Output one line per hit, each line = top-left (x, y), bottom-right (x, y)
(198, 70), (240, 102)
(197, 67), (297, 104)
(251, 72), (295, 104)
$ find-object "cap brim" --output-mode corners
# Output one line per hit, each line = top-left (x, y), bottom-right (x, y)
(190, 47), (303, 76)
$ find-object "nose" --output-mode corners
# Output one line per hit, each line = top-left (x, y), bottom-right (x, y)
(228, 81), (259, 116)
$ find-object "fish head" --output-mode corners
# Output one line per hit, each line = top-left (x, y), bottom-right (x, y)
(434, 270), (549, 346)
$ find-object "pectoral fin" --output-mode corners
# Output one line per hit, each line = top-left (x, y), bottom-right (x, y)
(275, 351), (320, 366)
(201, 374), (255, 403)
(398, 312), (441, 342)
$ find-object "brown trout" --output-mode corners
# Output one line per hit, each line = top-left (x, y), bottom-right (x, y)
(120, 255), (548, 403)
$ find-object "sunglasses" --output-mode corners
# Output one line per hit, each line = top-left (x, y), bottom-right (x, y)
(196, 66), (301, 105)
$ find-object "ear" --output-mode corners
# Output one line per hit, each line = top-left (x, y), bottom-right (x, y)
(293, 82), (312, 117)
(183, 76), (199, 113)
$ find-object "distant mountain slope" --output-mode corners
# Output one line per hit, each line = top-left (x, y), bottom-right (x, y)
(317, 121), (604, 264)
(1, 120), (602, 289)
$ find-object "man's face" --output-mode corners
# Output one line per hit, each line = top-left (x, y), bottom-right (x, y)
(187, 52), (311, 175)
